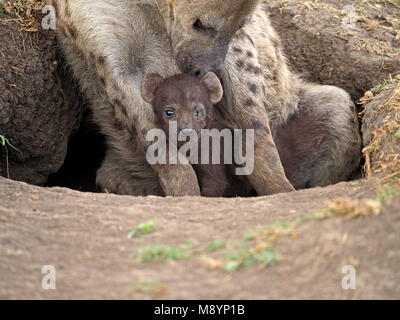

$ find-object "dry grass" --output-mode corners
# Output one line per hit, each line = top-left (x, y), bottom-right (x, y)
(0, 0), (45, 31)
(323, 197), (382, 219)
(361, 75), (400, 178)
(200, 192), (388, 272)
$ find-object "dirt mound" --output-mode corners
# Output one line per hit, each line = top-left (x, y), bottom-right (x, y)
(0, 16), (84, 185)
(266, 0), (400, 100)
(361, 76), (400, 178)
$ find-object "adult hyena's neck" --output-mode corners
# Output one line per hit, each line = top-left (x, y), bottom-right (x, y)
(133, 0), (165, 15)
(153, 0), (169, 20)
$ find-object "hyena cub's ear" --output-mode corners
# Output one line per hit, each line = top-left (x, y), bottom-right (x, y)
(141, 73), (164, 103)
(200, 72), (223, 104)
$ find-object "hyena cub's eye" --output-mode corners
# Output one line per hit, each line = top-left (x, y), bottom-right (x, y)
(193, 106), (206, 119)
(165, 109), (175, 118)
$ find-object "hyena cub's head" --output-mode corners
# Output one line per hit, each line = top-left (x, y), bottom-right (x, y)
(141, 72), (223, 137)
(161, 0), (259, 76)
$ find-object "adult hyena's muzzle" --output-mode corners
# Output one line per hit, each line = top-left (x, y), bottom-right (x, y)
(176, 42), (229, 77)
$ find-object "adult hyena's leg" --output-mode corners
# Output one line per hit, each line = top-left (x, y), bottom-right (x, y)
(56, 19), (161, 196)
(96, 147), (163, 196)
(274, 84), (362, 189)
(222, 29), (295, 195)
(54, 0), (200, 196)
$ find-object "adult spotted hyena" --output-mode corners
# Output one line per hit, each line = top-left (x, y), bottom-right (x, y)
(51, 0), (361, 196)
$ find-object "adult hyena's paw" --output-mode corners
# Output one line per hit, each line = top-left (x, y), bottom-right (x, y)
(96, 161), (163, 196)
(249, 132), (296, 196)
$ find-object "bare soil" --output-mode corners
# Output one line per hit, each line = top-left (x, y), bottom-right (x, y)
(267, 0), (400, 100)
(1, 176), (399, 299)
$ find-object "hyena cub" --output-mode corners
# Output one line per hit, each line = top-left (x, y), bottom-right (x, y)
(141, 72), (250, 197)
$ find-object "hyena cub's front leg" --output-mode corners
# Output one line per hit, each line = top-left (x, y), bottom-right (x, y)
(222, 30), (295, 195)
(95, 76), (201, 197)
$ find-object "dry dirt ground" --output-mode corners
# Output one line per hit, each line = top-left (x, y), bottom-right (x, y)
(1, 176), (399, 300)
(267, 0), (400, 100)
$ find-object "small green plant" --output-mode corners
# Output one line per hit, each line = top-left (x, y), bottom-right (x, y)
(1, 134), (21, 178)
(205, 240), (226, 252)
(375, 78), (396, 89)
(221, 247), (281, 272)
(133, 239), (194, 263)
(134, 278), (164, 294)
(389, 174), (400, 182)
(393, 129), (400, 140)
(375, 185), (398, 202)
(0, 135), (20, 153)
(203, 222), (290, 272)
(14, 0), (26, 12)
(127, 219), (156, 238)
(244, 220), (292, 241)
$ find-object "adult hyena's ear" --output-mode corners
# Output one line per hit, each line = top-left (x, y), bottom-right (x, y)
(200, 72), (223, 104)
(141, 72), (164, 103)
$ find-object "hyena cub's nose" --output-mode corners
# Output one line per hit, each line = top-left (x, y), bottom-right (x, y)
(180, 128), (195, 137)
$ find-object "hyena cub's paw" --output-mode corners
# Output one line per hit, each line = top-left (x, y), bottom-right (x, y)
(158, 165), (201, 197)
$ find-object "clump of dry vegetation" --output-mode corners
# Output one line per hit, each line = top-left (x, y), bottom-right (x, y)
(200, 189), (389, 273)
(200, 198), (372, 272)
(0, 0), (45, 31)
(200, 164), (400, 273)
(361, 74), (400, 179)
(353, 0), (400, 58)
(134, 276), (166, 294)
(322, 197), (382, 219)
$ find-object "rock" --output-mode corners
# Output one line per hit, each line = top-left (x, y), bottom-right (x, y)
(0, 21), (84, 185)
(266, 0), (400, 100)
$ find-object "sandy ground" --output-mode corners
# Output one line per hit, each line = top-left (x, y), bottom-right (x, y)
(0, 176), (399, 299)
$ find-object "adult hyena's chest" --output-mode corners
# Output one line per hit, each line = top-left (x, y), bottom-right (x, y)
(132, 6), (180, 77)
